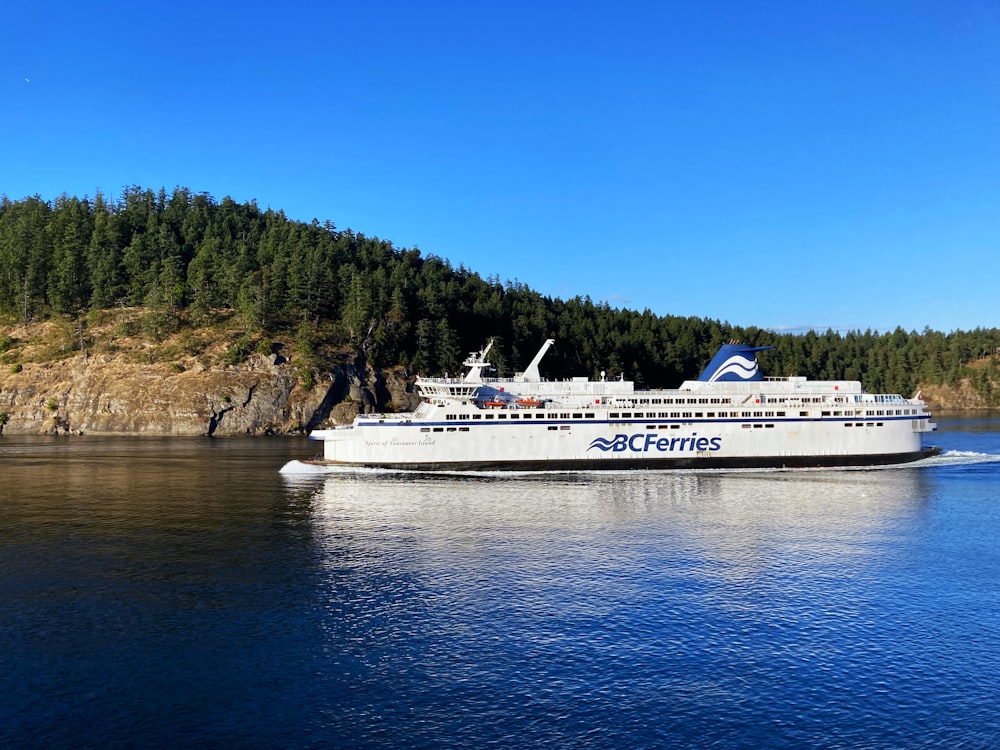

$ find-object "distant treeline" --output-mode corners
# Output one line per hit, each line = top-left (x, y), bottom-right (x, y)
(2, 187), (999, 398)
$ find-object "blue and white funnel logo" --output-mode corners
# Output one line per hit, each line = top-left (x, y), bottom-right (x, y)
(706, 353), (758, 382)
(697, 344), (773, 383)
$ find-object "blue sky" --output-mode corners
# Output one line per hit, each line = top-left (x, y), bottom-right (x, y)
(3, 1), (998, 333)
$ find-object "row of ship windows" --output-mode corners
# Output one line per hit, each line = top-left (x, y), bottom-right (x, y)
(628, 396), (907, 406)
(421, 423), (885, 434)
(611, 409), (915, 419)
(632, 397), (822, 405)
(446, 412), (598, 421)
(629, 396), (877, 406)
(422, 425), (574, 433)
(439, 408), (918, 421)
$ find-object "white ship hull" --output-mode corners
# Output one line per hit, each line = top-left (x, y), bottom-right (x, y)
(310, 411), (937, 471)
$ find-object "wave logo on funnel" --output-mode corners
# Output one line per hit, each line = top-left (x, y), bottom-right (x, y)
(697, 343), (773, 382)
(706, 354), (758, 382)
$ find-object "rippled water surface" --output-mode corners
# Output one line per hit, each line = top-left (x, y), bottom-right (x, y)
(2, 417), (1000, 749)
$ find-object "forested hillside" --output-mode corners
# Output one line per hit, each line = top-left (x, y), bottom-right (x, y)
(2, 187), (999, 403)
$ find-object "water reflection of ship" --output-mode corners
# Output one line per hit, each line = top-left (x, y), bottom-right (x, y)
(308, 468), (931, 584)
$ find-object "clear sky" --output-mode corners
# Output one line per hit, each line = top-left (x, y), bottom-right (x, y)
(3, 1), (998, 334)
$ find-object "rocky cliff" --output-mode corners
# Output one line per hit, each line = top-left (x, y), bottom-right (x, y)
(0, 353), (421, 436)
(0, 320), (421, 436)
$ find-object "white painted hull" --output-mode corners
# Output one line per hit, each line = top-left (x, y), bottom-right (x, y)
(310, 412), (938, 470)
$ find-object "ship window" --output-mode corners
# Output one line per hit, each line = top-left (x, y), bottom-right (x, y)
(510, 414), (519, 419)
(877, 422), (883, 427)
(766, 424), (774, 428)
(706, 412), (715, 418)
(585, 413), (595, 418)
(560, 413), (570, 419)
(548, 426), (558, 431)
(682, 412), (692, 418)
(799, 411), (808, 417)
(753, 424), (763, 429)
(420, 427), (430, 432)
(485, 414), (495, 420)
(845, 423), (853, 427)
(742, 424), (752, 429)
(433, 427), (444, 432)
(821, 411), (830, 417)
(777, 411), (786, 417)
(498, 414), (507, 419)
(472, 414), (482, 420)
(695, 412), (703, 418)
(447, 427), (456, 432)
(646, 425), (657, 430)
(610, 412), (619, 418)
(621, 412), (632, 418)
(459, 427), (469, 432)
(573, 413), (583, 419)
(560, 425), (570, 430)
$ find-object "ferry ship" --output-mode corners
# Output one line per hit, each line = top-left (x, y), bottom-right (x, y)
(307, 339), (940, 471)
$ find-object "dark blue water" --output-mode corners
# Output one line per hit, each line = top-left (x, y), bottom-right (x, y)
(2, 417), (999, 749)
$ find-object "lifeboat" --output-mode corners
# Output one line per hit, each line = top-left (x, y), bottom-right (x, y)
(515, 398), (544, 408)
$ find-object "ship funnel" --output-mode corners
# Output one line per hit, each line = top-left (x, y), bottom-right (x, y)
(697, 343), (773, 382)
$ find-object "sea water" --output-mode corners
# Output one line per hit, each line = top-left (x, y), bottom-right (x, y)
(1, 416), (999, 749)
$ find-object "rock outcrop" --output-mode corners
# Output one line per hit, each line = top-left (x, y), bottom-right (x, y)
(0, 351), (420, 436)
(917, 381), (991, 411)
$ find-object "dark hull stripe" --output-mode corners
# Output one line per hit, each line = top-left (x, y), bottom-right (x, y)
(318, 446), (942, 472)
